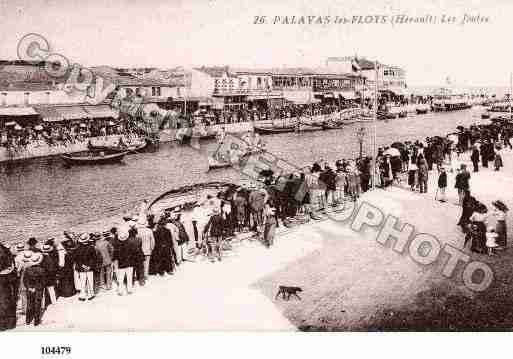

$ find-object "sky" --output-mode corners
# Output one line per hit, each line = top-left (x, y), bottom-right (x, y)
(0, 0), (512, 86)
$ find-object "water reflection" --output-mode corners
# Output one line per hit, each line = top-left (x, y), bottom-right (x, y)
(0, 109), (486, 243)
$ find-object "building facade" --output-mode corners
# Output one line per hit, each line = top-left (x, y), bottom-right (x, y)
(326, 56), (407, 99)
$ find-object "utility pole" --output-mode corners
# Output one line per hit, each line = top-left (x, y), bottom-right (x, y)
(372, 61), (378, 190)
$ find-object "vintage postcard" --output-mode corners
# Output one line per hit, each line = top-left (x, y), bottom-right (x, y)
(0, 0), (512, 350)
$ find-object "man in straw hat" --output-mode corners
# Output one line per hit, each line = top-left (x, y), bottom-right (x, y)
(73, 234), (97, 301)
(23, 252), (45, 326)
(113, 227), (140, 295)
(136, 222), (155, 282)
(95, 231), (114, 291)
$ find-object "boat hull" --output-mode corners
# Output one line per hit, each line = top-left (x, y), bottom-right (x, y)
(254, 125), (297, 135)
(61, 151), (128, 165)
(88, 140), (148, 154)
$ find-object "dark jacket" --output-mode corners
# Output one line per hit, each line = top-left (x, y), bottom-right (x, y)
(41, 254), (58, 287)
(471, 148), (480, 162)
(23, 264), (46, 289)
(113, 239), (137, 269)
(438, 172), (447, 188)
(204, 214), (225, 237)
(455, 170), (470, 190)
(73, 243), (97, 272)
(171, 220), (190, 245)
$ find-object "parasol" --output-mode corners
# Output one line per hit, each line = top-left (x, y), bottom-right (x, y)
(383, 147), (401, 157)
(390, 142), (405, 149)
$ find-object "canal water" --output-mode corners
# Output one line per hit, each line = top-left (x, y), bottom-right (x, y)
(0, 108), (488, 243)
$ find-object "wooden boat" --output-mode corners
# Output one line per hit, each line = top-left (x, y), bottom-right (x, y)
(416, 108), (428, 115)
(377, 111), (397, 120)
(322, 122), (345, 130)
(207, 156), (233, 170)
(207, 148), (265, 171)
(62, 151), (128, 165)
(87, 140), (148, 154)
(254, 124), (297, 135)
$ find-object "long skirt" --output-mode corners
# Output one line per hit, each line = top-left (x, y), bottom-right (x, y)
(0, 271), (18, 331)
(496, 220), (507, 247)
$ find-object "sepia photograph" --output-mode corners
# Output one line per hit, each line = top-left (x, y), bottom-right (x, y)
(0, 0), (512, 350)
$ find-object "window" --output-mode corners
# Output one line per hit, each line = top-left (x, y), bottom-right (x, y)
(151, 87), (161, 96)
(1, 92), (6, 106)
(24, 92), (30, 105)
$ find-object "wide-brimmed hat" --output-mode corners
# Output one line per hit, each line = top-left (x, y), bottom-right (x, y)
(77, 233), (89, 244)
(61, 239), (75, 250)
(492, 200), (509, 212)
(27, 237), (38, 246)
(90, 232), (102, 241)
(31, 252), (43, 265)
(15, 243), (25, 252)
(22, 250), (34, 263)
(41, 244), (53, 253)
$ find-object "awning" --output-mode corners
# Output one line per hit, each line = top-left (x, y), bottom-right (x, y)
(283, 92), (319, 105)
(385, 87), (410, 96)
(0, 107), (38, 116)
(55, 106), (90, 120)
(247, 94), (283, 101)
(36, 106), (65, 122)
(288, 98), (321, 105)
(335, 91), (357, 99)
(83, 105), (119, 119)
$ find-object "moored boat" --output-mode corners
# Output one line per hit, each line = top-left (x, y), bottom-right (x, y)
(61, 151), (128, 166)
(87, 139), (149, 154)
(254, 124), (297, 135)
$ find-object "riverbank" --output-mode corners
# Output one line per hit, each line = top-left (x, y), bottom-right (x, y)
(13, 147), (513, 331)
(0, 105), (443, 163)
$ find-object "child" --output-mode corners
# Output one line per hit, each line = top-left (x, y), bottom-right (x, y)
(486, 228), (498, 256)
(437, 167), (447, 202)
(494, 149), (503, 171)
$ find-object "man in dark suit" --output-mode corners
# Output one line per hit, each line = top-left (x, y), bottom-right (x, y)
(23, 253), (46, 326)
(470, 146), (480, 172)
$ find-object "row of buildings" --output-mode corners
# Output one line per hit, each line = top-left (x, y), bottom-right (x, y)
(0, 57), (408, 126)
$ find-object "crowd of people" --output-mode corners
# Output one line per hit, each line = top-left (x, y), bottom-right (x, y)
(0, 118), (148, 154)
(1, 115), (512, 331)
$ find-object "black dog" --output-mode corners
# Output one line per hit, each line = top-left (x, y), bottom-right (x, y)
(275, 285), (302, 301)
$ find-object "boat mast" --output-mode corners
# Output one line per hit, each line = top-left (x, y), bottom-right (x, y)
(372, 60), (378, 190)
(509, 73), (513, 120)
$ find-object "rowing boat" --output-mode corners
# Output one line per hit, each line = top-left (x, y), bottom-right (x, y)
(87, 140), (148, 154)
(254, 124), (297, 135)
(62, 151), (128, 165)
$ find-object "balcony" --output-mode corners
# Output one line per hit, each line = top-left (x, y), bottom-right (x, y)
(213, 88), (283, 97)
